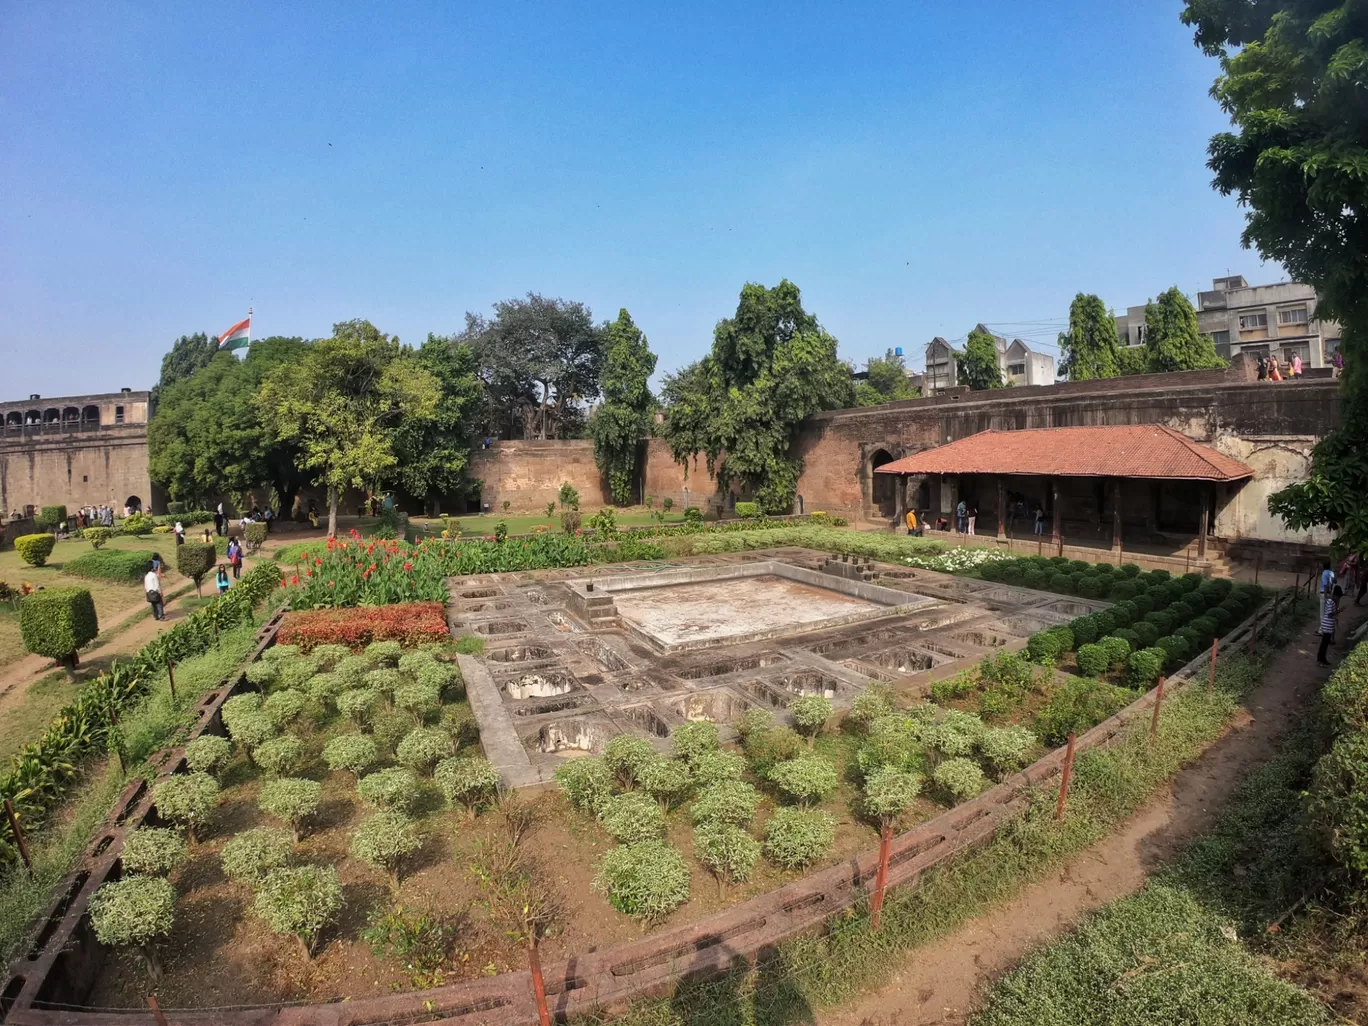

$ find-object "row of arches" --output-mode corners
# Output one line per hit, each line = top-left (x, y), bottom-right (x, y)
(4, 405), (102, 427)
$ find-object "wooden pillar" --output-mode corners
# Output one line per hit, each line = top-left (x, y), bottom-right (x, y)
(997, 476), (1007, 541)
(1111, 478), (1123, 553)
(1198, 486), (1209, 558)
(1051, 478), (1062, 552)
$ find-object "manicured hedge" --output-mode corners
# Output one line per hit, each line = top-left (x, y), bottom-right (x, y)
(177, 542), (217, 593)
(35, 506), (68, 531)
(20, 587), (98, 663)
(62, 549), (156, 582)
(275, 601), (451, 651)
(14, 533), (56, 567)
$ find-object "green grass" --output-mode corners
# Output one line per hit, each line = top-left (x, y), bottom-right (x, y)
(585, 602), (1312, 1026)
(60, 548), (157, 582)
(0, 672), (82, 764)
(413, 509), (688, 537)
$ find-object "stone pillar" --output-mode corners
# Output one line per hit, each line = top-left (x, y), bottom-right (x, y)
(1111, 478), (1123, 553)
(1198, 487), (1209, 558)
(997, 476), (1007, 542)
(893, 474), (905, 527)
(1052, 478), (1062, 552)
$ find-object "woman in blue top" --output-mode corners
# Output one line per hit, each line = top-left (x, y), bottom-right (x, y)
(216, 564), (231, 595)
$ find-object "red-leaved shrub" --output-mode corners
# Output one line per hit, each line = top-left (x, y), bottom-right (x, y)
(277, 602), (450, 652)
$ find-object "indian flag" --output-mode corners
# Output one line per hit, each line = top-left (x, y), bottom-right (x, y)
(218, 314), (251, 351)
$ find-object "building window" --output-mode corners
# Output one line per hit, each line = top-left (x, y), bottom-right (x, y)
(82, 475), (88, 483)
(1007, 363), (1026, 376)
(1278, 306), (1308, 325)
(115, 405), (124, 423)
(1238, 312), (1267, 329)
(1211, 330), (1230, 346)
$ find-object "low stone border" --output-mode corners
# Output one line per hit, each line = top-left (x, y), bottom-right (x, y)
(0, 594), (1286, 1026)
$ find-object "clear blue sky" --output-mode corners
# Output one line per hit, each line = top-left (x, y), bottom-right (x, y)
(0, 0), (1278, 397)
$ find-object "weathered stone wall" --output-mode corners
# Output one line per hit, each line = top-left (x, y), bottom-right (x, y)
(0, 424), (153, 517)
(469, 440), (611, 512)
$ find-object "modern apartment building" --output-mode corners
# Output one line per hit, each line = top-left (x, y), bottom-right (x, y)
(922, 327), (1056, 395)
(1115, 276), (1341, 369)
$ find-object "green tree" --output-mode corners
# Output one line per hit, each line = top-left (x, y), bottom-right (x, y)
(856, 349), (920, 406)
(1058, 294), (1122, 380)
(589, 309), (657, 504)
(461, 295), (604, 440)
(1182, 0), (1368, 553)
(392, 336), (483, 514)
(258, 321), (441, 536)
(1142, 287), (1226, 372)
(957, 325), (1004, 390)
(660, 280), (853, 513)
(153, 332), (217, 400)
(148, 338), (308, 512)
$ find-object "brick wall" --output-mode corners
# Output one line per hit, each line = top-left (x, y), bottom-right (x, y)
(0, 425), (153, 516)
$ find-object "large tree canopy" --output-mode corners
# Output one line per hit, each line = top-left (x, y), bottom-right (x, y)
(855, 349), (920, 406)
(392, 336), (484, 514)
(1058, 294), (1122, 380)
(660, 280), (853, 513)
(257, 320), (441, 536)
(153, 332), (218, 399)
(589, 309), (657, 505)
(461, 295), (604, 440)
(1182, 0), (1368, 553)
(148, 337), (307, 512)
(957, 327), (1004, 390)
(1142, 287), (1226, 372)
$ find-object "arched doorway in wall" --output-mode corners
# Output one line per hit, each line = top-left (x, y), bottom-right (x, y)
(124, 495), (142, 513)
(870, 449), (897, 519)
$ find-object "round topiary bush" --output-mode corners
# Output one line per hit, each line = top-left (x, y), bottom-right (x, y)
(253, 735), (306, 777)
(312, 644), (353, 669)
(88, 876), (176, 978)
(395, 726), (455, 775)
(394, 681), (442, 724)
(20, 586), (98, 669)
(184, 734), (233, 775)
(334, 655), (372, 687)
(862, 766), (922, 825)
(1069, 615), (1100, 646)
(435, 755), (500, 816)
(397, 649), (437, 676)
(83, 526), (113, 549)
(734, 707), (774, 740)
(977, 725), (1038, 776)
(690, 779), (762, 826)
(350, 810), (421, 887)
(220, 826), (294, 883)
(120, 827), (188, 876)
(926, 711), (986, 759)
(277, 657), (321, 691)
(1112, 628), (1141, 653)
(1127, 647), (1166, 688)
(1131, 620), (1160, 647)
(262, 690), (308, 728)
(14, 533), (57, 567)
(253, 864), (343, 956)
(856, 713), (926, 776)
(153, 772), (220, 841)
(602, 734), (658, 789)
(337, 687), (382, 724)
(1092, 609), (1118, 634)
(689, 749), (747, 788)
(933, 757), (988, 803)
(767, 755), (839, 806)
(554, 757), (614, 814)
(322, 734), (379, 776)
(246, 661), (281, 689)
(636, 756), (695, 809)
(1075, 643), (1110, 677)
(763, 807), (836, 869)
(1156, 634), (1192, 669)
(176, 542), (217, 596)
(594, 840), (691, 920)
(743, 726), (803, 774)
(846, 687), (893, 731)
(789, 695), (834, 743)
(308, 672), (347, 708)
(227, 710), (279, 754)
(598, 790), (667, 843)
(365, 640), (403, 666)
(364, 668), (403, 698)
(357, 767), (421, 814)
(258, 777), (323, 839)
(694, 822), (761, 884)
(416, 661), (460, 698)
(1100, 634), (1132, 669)
(263, 644), (303, 663)
(1022, 568), (1049, 591)
(670, 722), (720, 762)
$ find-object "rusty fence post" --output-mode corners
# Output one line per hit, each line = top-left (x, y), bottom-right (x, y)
(871, 822), (892, 930)
(147, 995), (169, 1026)
(1149, 677), (1166, 748)
(1248, 618), (1258, 656)
(1208, 639), (1218, 694)
(3, 799), (33, 872)
(166, 658), (176, 702)
(527, 941), (551, 1026)
(1054, 732), (1077, 821)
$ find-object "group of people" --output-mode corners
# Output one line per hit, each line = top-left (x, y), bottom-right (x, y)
(75, 505), (116, 529)
(141, 541), (244, 622)
(1316, 556), (1365, 667)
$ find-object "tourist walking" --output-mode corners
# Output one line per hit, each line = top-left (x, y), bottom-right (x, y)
(227, 537), (243, 580)
(1257, 355), (1268, 380)
(1291, 352), (1304, 378)
(1319, 560), (1336, 600)
(967, 504), (977, 536)
(144, 563), (165, 621)
(956, 499), (967, 534)
(1268, 354), (1283, 381)
(215, 564), (231, 595)
(1034, 503), (1045, 535)
(1318, 585), (1342, 666)
(173, 521), (185, 546)
(215, 501), (226, 536)
(905, 508), (917, 536)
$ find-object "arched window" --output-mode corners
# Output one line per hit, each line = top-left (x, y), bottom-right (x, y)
(5, 411), (21, 426)
(62, 406), (80, 423)
(24, 410), (41, 425)
(870, 449), (897, 518)
(43, 408), (60, 424)
(82, 405), (100, 424)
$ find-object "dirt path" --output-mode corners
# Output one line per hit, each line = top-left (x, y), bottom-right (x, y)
(820, 610), (1366, 1026)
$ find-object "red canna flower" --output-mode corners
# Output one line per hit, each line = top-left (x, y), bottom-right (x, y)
(328, 580), (335, 588)
(290, 575), (300, 586)
(403, 562), (413, 571)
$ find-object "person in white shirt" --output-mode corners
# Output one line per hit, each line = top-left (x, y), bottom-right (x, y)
(144, 564), (164, 621)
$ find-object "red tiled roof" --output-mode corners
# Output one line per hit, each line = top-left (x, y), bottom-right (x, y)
(874, 425), (1253, 481)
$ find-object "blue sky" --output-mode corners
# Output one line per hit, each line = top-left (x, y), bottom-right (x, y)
(0, 0), (1277, 396)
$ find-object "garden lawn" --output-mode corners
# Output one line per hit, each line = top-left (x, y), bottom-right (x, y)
(0, 671), (81, 765)
(412, 510), (687, 537)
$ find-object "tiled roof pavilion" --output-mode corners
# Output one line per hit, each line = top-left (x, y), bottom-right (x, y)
(874, 425), (1253, 482)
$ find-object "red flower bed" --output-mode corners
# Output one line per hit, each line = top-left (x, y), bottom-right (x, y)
(276, 602), (450, 652)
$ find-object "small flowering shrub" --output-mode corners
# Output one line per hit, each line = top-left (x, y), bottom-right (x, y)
(395, 727), (455, 775)
(689, 749), (747, 788)
(350, 810), (421, 886)
(398, 650), (437, 676)
(594, 840), (691, 920)
(307, 672), (347, 708)
(416, 661), (461, 697)
(763, 807), (836, 869)
(253, 735), (306, 777)
(334, 655), (373, 687)
(789, 695), (833, 742)
(901, 547), (1012, 573)
(262, 689), (308, 727)
(220, 827), (294, 883)
(862, 766), (922, 825)
(435, 756), (500, 816)
(220, 692), (262, 732)
(926, 711), (986, 759)
(365, 640), (404, 665)
(310, 643), (352, 669)
(277, 602), (452, 651)
(277, 658), (321, 691)
(227, 711), (278, 753)
(555, 757), (613, 814)
(846, 686), (893, 730)
(602, 734), (658, 789)
(768, 755), (839, 806)
(253, 865), (343, 955)
(933, 757), (988, 803)
(323, 734), (379, 776)
(246, 661), (281, 689)
(734, 707), (774, 740)
(120, 827), (188, 876)
(263, 644), (302, 663)
(337, 687), (382, 724)
(857, 713), (928, 776)
(695, 822), (761, 884)
(364, 668), (403, 696)
(258, 778), (323, 839)
(358, 767), (421, 814)
(690, 780), (762, 826)
(670, 722), (720, 762)
(599, 791), (667, 843)
(88, 876), (176, 970)
(743, 726), (802, 774)
(153, 772), (220, 840)
(978, 725), (1039, 776)
(184, 734), (232, 775)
